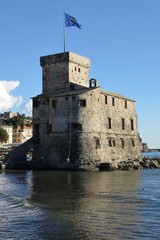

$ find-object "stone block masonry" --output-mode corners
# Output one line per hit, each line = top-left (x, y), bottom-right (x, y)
(32, 51), (142, 170)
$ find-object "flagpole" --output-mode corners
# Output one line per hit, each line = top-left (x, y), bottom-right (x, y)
(64, 12), (66, 52)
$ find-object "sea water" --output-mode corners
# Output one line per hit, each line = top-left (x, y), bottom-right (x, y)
(0, 169), (160, 240)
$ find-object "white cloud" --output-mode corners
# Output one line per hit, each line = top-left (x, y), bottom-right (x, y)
(0, 80), (23, 112)
(22, 100), (32, 116)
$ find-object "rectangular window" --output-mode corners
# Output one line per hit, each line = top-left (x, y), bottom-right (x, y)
(131, 139), (135, 147)
(33, 98), (39, 108)
(108, 139), (112, 147)
(47, 124), (52, 133)
(125, 100), (127, 109)
(105, 95), (108, 104)
(70, 123), (82, 131)
(112, 139), (116, 147)
(108, 117), (111, 129)
(78, 68), (81, 72)
(80, 99), (86, 107)
(72, 96), (76, 100)
(131, 119), (134, 130)
(121, 138), (125, 148)
(95, 138), (101, 149)
(122, 118), (125, 130)
(112, 97), (115, 106)
(52, 100), (57, 108)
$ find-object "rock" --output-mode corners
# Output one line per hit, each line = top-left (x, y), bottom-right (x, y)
(149, 160), (160, 169)
(99, 162), (117, 171)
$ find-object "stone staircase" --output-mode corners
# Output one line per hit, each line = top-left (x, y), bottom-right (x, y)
(5, 137), (39, 169)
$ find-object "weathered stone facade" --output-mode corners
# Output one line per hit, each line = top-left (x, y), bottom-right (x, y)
(32, 52), (142, 170)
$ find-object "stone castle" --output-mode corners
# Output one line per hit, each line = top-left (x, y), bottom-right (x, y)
(30, 51), (142, 170)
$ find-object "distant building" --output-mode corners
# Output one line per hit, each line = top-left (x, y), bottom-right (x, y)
(13, 125), (32, 144)
(3, 111), (18, 119)
(31, 52), (142, 170)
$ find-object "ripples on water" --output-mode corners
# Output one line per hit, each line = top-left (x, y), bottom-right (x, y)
(0, 170), (160, 240)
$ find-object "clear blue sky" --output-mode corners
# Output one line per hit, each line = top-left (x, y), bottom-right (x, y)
(0, 0), (160, 148)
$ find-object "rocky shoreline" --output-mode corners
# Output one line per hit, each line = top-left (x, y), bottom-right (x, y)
(99, 158), (160, 171)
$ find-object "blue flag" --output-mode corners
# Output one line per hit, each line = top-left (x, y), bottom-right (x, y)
(65, 13), (82, 29)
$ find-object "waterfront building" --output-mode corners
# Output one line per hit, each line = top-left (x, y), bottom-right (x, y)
(32, 52), (142, 170)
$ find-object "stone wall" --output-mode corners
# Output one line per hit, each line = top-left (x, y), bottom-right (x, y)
(32, 51), (142, 170)
(41, 52), (90, 93)
(32, 86), (141, 170)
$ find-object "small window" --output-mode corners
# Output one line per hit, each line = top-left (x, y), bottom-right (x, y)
(108, 139), (112, 147)
(121, 138), (125, 148)
(122, 118), (125, 130)
(70, 123), (82, 131)
(47, 124), (52, 133)
(75, 66), (77, 71)
(131, 119), (134, 131)
(125, 100), (127, 109)
(108, 117), (111, 129)
(33, 98), (39, 108)
(105, 96), (108, 104)
(112, 97), (115, 106)
(80, 99), (86, 107)
(95, 138), (101, 149)
(72, 96), (76, 100)
(78, 68), (81, 72)
(112, 139), (116, 147)
(52, 100), (57, 108)
(131, 139), (135, 147)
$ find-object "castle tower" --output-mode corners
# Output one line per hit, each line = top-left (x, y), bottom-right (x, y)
(32, 51), (142, 170)
(40, 52), (90, 92)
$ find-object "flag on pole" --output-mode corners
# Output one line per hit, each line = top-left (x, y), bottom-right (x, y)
(65, 13), (82, 29)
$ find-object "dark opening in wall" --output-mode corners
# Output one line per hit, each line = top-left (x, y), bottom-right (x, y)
(131, 138), (135, 147)
(34, 124), (39, 137)
(108, 117), (112, 129)
(125, 100), (127, 109)
(112, 97), (115, 106)
(108, 139), (112, 147)
(80, 99), (86, 107)
(122, 118), (125, 130)
(131, 119), (134, 130)
(108, 138), (116, 147)
(52, 100), (57, 108)
(95, 138), (101, 149)
(120, 138), (125, 148)
(33, 99), (39, 108)
(69, 123), (82, 131)
(72, 96), (76, 100)
(105, 96), (108, 104)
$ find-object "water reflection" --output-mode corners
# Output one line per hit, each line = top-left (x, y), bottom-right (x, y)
(29, 171), (143, 239)
(1, 170), (160, 240)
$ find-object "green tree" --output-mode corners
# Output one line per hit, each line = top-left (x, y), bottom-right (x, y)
(0, 127), (9, 143)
